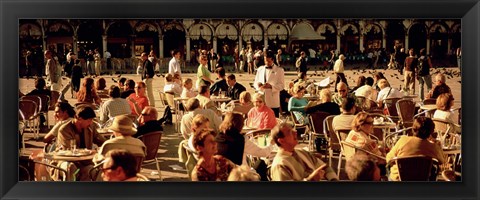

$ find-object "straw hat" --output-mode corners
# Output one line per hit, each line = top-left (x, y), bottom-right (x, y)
(107, 115), (137, 136)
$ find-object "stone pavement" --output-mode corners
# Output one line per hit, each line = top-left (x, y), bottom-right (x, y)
(19, 64), (461, 181)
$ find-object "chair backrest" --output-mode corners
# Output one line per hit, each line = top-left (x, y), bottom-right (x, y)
(74, 102), (97, 110)
(334, 129), (351, 148)
(135, 173), (150, 181)
(392, 155), (439, 181)
(383, 127), (413, 151)
(383, 97), (401, 117)
(423, 98), (437, 105)
(308, 111), (330, 135)
(164, 92), (175, 108)
(323, 115), (339, 151)
(21, 95), (42, 113)
(432, 118), (454, 145)
(341, 141), (386, 162)
(137, 131), (163, 161)
(245, 129), (271, 147)
(396, 99), (416, 128)
(19, 100), (38, 120)
(49, 91), (60, 110)
(35, 94), (50, 113)
(157, 91), (168, 107)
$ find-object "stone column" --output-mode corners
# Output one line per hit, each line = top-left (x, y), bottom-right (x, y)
(73, 35), (78, 55)
(43, 36), (47, 52)
(426, 35), (431, 55)
(382, 36), (387, 49)
(336, 34), (341, 54)
(186, 36), (191, 62)
(264, 32), (268, 49)
(405, 34), (409, 50)
(102, 35), (107, 57)
(159, 34), (164, 58)
(447, 38), (452, 55)
(130, 34), (136, 57)
(239, 36), (243, 51)
(213, 36), (217, 53)
(359, 34), (364, 53)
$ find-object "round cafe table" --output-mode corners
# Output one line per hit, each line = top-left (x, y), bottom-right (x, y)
(43, 150), (96, 181)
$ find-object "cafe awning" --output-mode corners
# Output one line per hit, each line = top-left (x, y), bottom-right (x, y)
(289, 23), (325, 41)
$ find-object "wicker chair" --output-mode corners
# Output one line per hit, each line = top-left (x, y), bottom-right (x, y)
(138, 131), (163, 180)
(388, 155), (439, 181)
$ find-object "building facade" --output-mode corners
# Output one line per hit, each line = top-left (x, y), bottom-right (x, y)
(19, 19), (460, 68)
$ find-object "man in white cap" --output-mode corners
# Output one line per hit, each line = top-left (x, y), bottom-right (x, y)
(93, 115), (146, 165)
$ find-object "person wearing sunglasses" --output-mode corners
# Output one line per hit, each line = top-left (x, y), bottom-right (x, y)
(126, 81), (149, 116)
(344, 112), (384, 160)
(332, 82), (359, 108)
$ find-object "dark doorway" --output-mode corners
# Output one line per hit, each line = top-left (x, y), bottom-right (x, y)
(408, 23), (427, 55)
(163, 29), (185, 58)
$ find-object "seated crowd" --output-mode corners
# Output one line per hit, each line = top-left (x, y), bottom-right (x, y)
(23, 60), (458, 182)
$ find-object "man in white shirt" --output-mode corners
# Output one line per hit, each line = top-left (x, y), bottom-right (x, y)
(168, 49), (182, 76)
(99, 86), (132, 124)
(254, 50), (285, 117)
(376, 79), (404, 108)
(354, 77), (378, 101)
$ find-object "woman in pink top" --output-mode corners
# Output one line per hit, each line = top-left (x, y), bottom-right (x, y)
(246, 93), (277, 129)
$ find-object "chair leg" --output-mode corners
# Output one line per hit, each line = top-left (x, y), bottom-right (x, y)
(328, 149), (333, 167)
(337, 151), (343, 180)
(155, 158), (162, 181)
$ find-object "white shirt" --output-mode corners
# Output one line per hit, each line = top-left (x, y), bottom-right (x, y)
(254, 64), (285, 108)
(105, 51), (111, 59)
(377, 87), (404, 102)
(168, 57), (181, 75)
(164, 82), (182, 95)
(355, 85), (378, 101)
(333, 59), (344, 73)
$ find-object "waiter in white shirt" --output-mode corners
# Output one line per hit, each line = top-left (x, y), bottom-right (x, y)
(169, 49), (182, 77)
(254, 50), (285, 117)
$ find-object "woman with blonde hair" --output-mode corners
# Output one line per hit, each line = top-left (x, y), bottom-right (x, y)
(196, 55), (214, 89)
(76, 77), (102, 105)
(344, 112), (383, 160)
(288, 83), (309, 125)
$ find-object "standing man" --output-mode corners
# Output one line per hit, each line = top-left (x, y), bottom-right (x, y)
(295, 51), (308, 79)
(44, 50), (61, 91)
(403, 48), (417, 95)
(207, 49), (219, 72)
(141, 52), (155, 107)
(334, 54), (348, 92)
(254, 50), (285, 117)
(59, 52), (76, 102)
(226, 74), (246, 100)
(94, 49), (102, 76)
(417, 48), (433, 100)
(25, 50), (33, 79)
(275, 49), (282, 67)
(456, 47), (461, 68)
(86, 50), (95, 76)
(105, 50), (112, 72)
(168, 49), (182, 77)
(395, 47), (406, 75)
